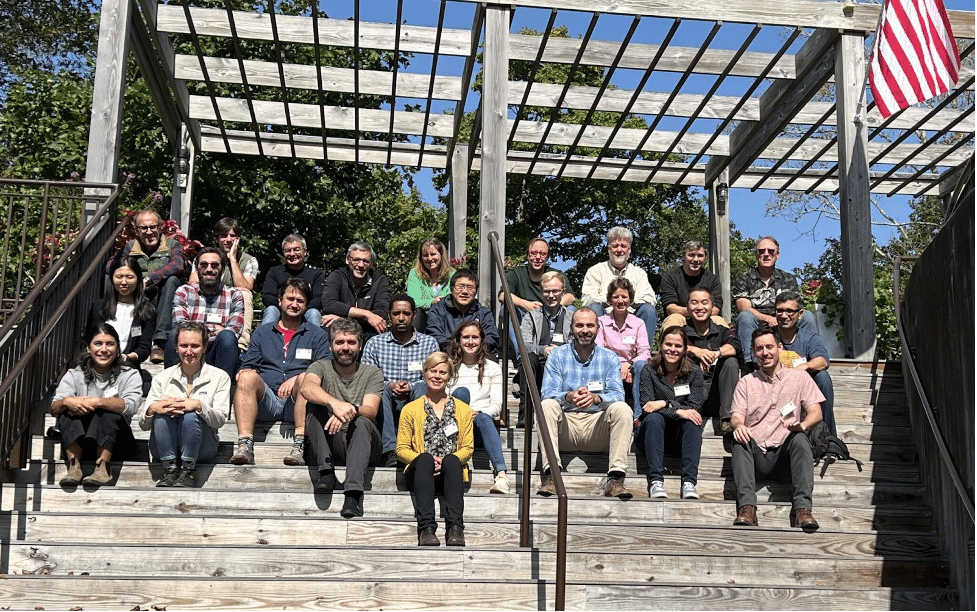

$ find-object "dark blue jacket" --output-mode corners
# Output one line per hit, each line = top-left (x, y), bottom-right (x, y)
(241, 321), (330, 392)
(425, 296), (500, 353)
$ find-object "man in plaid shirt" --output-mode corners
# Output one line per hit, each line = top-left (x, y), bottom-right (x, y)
(361, 294), (438, 465)
(165, 246), (244, 378)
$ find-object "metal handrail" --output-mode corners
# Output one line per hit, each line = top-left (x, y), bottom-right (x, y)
(487, 231), (568, 611)
(893, 255), (975, 523)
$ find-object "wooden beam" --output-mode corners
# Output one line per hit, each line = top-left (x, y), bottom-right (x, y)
(478, 6), (509, 311)
(795, 100), (974, 133)
(835, 32), (876, 360)
(709, 170), (731, 322)
(173, 55), (464, 101)
(156, 5), (474, 56)
(449, 144), (469, 261)
(168, 125), (194, 234)
(129, 9), (180, 144)
(705, 27), (839, 187)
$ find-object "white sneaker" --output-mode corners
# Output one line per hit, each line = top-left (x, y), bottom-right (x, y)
(490, 473), (511, 494)
(648, 480), (668, 499)
(681, 482), (700, 499)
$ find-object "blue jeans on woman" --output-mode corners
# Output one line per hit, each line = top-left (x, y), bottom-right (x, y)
(149, 412), (219, 469)
(637, 412), (702, 485)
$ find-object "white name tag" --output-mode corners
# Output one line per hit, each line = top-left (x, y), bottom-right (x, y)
(205, 312), (222, 324)
(295, 348), (312, 360)
(198, 391), (208, 396)
(443, 421), (459, 437)
(674, 384), (690, 397)
(131, 327), (141, 337)
(587, 381), (604, 392)
(780, 401), (797, 417)
(407, 361), (423, 372)
(551, 333), (565, 345)
(105, 386), (119, 398)
(623, 336), (636, 345)
(791, 357), (808, 368)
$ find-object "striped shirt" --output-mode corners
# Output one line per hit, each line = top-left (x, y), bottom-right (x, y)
(361, 330), (439, 384)
(172, 284), (245, 341)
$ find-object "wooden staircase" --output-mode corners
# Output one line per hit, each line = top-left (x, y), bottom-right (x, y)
(0, 362), (959, 609)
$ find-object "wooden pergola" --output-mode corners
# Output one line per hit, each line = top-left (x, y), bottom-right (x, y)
(83, 0), (975, 359)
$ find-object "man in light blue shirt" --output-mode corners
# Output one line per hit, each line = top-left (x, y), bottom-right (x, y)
(537, 308), (634, 500)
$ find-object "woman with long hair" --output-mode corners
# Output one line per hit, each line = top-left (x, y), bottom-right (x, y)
(89, 257), (156, 393)
(406, 237), (454, 331)
(397, 352), (474, 547)
(446, 319), (510, 493)
(137, 321), (230, 488)
(595, 277), (651, 410)
(637, 325), (704, 500)
(51, 323), (142, 486)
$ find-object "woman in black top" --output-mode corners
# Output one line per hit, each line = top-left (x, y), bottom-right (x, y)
(637, 325), (704, 500)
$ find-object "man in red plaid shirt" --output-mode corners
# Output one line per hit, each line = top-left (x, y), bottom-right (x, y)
(165, 246), (244, 378)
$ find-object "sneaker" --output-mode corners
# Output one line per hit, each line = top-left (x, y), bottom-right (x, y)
(157, 465), (180, 487)
(536, 475), (557, 497)
(173, 468), (196, 488)
(81, 460), (113, 486)
(283, 444), (305, 466)
(150, 345), (165, 364)
(681, 482), (700, 499)
(604, 476), (633, 500)
(230, 438), (255, 465)
(490, 473), (511, 494)
(648, 480), (668, 499)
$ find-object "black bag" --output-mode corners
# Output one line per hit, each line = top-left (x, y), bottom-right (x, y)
(806, 421), (864, 477)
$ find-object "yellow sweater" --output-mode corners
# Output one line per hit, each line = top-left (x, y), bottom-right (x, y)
(396, 396), (474, 481)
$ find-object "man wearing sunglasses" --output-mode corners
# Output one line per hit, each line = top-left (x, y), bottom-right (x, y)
(731, 237), (813, 368)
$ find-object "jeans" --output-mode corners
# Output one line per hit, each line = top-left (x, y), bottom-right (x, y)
(630, 360), (646, 419)
(811, 369), (836, 436)
(737, 310), (815, 364)
(587, 302), (658, 338)
(406, 453), (465, 532)
(731, 432), (814, 509)
(261, 305), (322, 328)
(472, 411), (507, 474)
(164, 328), (239, 378)
(149, 412), (219, 468)
(377, 383), (416, 454)
(637, 412), (702, 484)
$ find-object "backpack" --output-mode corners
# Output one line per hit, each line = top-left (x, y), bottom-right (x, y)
(806, 421), (864, 477)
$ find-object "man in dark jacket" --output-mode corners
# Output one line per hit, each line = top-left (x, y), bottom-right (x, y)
(425, 268), (500, 354)
(261, 233), (325, 327)
(320, 241), (390, 345)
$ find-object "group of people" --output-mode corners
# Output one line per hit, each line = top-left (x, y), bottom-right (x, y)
(53, 210), (837, 547)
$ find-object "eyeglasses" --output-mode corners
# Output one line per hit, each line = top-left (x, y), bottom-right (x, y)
(528, 250), (549, 258)
(775, 307), (801, 315)
(454, 283), (477, 292)
(136, 224), (160, 232)
(542, 288), (563, 295)
(757, 248), (777, 255)
(198, 261), (222, 270)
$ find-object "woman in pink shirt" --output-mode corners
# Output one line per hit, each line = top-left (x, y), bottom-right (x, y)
(595, 278), (652, 413)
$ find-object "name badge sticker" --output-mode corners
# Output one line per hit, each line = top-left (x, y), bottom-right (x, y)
(130, 327), (141, 337)
(587, 381), (604, 392)
(105, 386), (119, 398)
(295, 348), (313, 360)
(407, 361), (423, 372)
(552, 333), (565, 345)
(780, 401), (797, 417)
(791, 357), (808, 368)
(205, 312), (222, 324)
(674, 384), (690, 397)
(623, 336), (636, 345)
(443, 422), (459, 437)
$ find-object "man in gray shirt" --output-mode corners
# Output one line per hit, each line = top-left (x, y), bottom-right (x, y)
(300, 317), (384, 519)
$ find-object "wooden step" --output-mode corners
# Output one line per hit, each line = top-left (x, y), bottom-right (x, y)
(3, 542), (951, 588)
(0, 512), (943, 557)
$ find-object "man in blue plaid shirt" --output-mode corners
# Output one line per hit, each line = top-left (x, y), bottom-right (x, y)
(361, 294), (439, 465)
(165, 247), (244, 378)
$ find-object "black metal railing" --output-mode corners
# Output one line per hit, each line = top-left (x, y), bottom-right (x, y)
(489, 231), (568, 610)
(0, 179), (123, 473)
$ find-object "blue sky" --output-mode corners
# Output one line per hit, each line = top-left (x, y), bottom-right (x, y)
(333, 0), (972, 272)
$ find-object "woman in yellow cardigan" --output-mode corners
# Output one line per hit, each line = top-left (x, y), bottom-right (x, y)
(397, 352), (474, 547)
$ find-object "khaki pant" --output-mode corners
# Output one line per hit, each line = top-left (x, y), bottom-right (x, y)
(538, 399), (633, 474)
(238, 292), (255, 351)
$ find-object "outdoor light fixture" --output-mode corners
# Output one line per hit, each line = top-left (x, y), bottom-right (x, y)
(716, 182), (729, 215)
(176, 147), (190, 187)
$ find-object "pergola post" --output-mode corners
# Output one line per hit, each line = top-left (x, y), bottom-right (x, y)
(477, 5), (509, 309)
(169, 124), (195, 234)
(708, 169), (731, 322)
(448, 144), (469, 261)
(836, 32), (876, 360)
(83, 0), (134, 224)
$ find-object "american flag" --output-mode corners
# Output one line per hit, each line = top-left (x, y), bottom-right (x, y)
(868, 0), (961, 118)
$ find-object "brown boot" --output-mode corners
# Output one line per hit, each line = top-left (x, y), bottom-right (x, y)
(60, 458), (83, 486)
(82, 459), (113, 486)
(791, 508), (820, 532)
(733, 504), (758, 526)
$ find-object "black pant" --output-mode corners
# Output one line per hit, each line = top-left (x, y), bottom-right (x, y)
(58, 410), (135, 460)
(405, 453), (465, 532)
(305, 404), (381, 493)
(701, 356), (739, 420)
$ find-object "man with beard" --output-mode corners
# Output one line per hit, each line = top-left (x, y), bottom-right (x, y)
(230, 278), (331, 466)
(321, 241), (390, 345)
(300, 317), (385, 519)
(108, 209), (185, 363)
(581, 226), (659, 337)
(361, 294), (439, 465)
(261, 234), (325, 328)
(425, 269), (500, 354)
(536, 308), (634, 500)
(730, 326), (823, 531)
(660, 240), (726, 330)
(166, 247), (244, 378)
